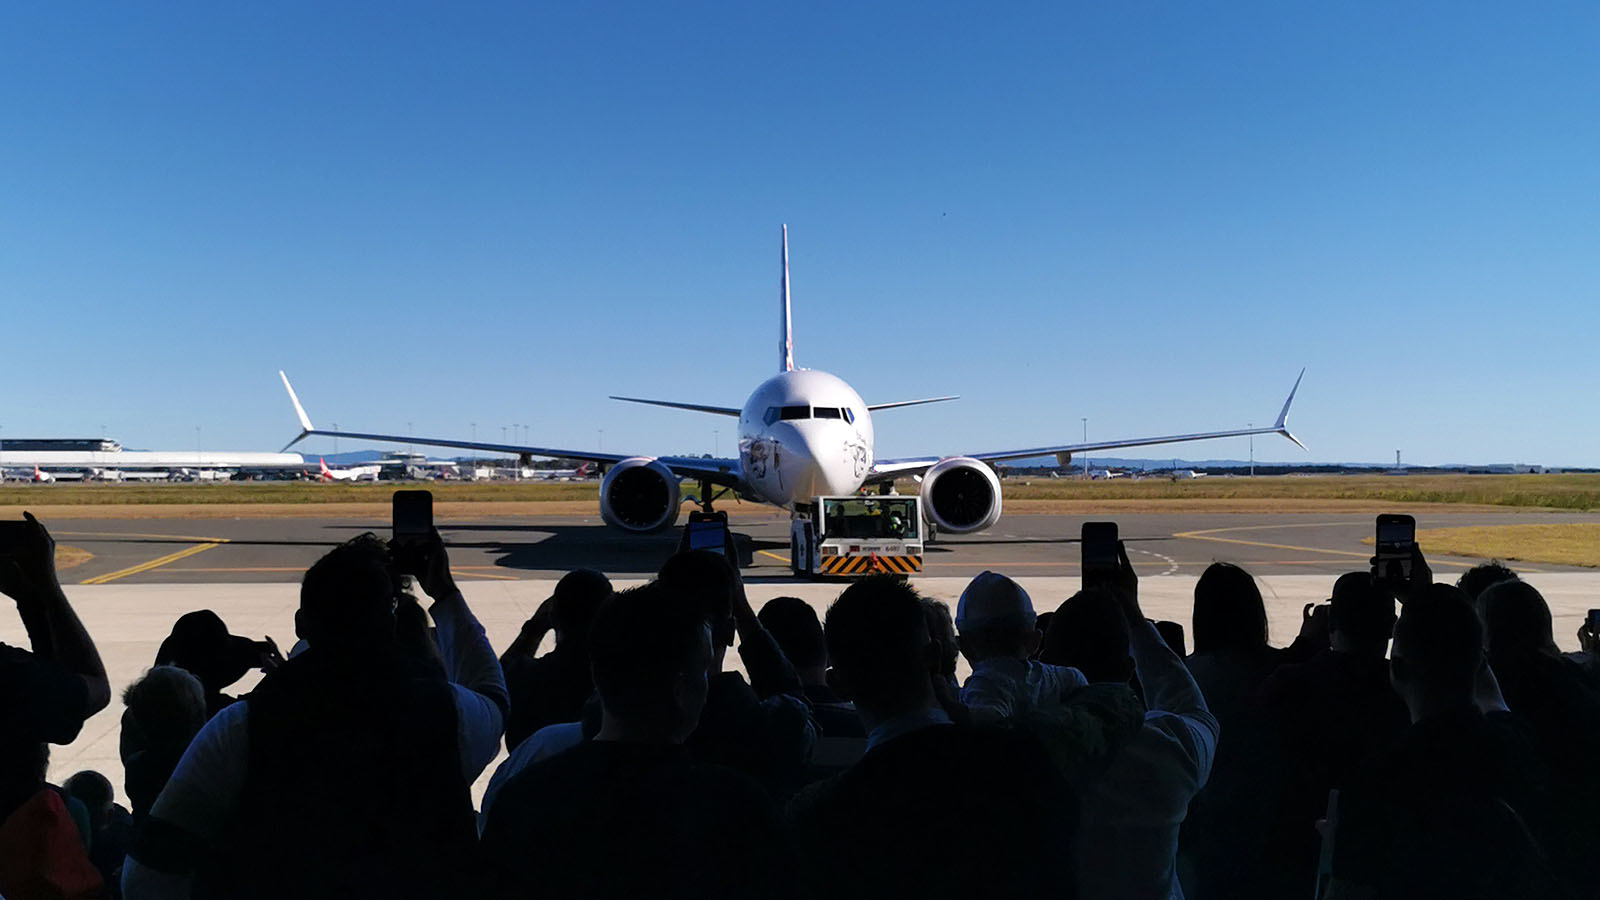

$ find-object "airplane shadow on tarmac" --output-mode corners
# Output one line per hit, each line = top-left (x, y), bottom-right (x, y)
(322, 522), (768, 576)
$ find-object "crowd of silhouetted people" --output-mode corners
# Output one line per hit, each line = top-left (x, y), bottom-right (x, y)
(4, 510), (1600, 899)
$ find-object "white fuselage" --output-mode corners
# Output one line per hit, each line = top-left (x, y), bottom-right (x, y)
(737, 370), (875, 508)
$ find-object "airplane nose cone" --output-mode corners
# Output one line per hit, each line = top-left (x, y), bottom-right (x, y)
(782, 423), (868, 497)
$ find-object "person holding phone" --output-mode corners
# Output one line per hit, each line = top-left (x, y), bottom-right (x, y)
(1038, 542), (1218, 900)
(123, 530), (508, 900)
(0, 513), (113, 896)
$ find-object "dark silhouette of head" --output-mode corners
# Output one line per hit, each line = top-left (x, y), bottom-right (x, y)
(1390, 584), (1482, 720)
(154, 609), (259, 693)
(1329, 571), (1395, 655)
(1040, 588), (1134, 684)
(589, 582), (713, 743)
(296, 533), (401, 654)
(825, 575), (936, 720)
(122, 665), (206, 748)
(551, 569), (612, 646)
(1481, 579), (1556, 659)
(1456, 561), (1519, 604)
(657, 550), (738, 652)
(1193, 562), (1269, 655)
(63, 770), (114, 828)
(757, 596), (826, 672)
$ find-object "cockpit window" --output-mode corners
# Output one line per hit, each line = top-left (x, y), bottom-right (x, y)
(843, 408), (855, 424)
(814, 407), (841, 419)
(763, 407), (779, 426)
(779, 405), (810, 421)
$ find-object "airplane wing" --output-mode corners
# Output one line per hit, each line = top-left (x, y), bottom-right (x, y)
(278, 372), (743, 486)
(866, 396), (960, 412)
(867, 370), (1306, 481)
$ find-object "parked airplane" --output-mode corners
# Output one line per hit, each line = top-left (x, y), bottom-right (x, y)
(313, 457), (382, 482)
(281, 227), (1305, 536)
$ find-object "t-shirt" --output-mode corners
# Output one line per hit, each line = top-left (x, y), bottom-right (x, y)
(482, 740), (794, 900)
(1331, 707), (1564, 899)
(787, 722), (1076, 900)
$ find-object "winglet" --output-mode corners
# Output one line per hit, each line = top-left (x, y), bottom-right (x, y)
(1274, 368), (1307, 450)
(278, 370), (315, 451)
(779, 225), (794, 373)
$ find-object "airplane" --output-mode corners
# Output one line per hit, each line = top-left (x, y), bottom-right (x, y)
(527, 463), (591, 481)
(313, 457), (382, 482)
(280, 226), (1305, 539)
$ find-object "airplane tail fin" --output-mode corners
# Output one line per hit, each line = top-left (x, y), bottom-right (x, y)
(1274, 369), (1308, 450)
(319, 457), (331, 479)
(780, 225), (794, 373)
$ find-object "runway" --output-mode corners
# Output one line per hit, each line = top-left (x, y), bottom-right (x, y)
(47, 509), (1600, 584)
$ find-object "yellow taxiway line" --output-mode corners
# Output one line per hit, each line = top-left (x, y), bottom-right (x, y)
(80, 540), (228, 584)
(1169, 523), (1503, 570)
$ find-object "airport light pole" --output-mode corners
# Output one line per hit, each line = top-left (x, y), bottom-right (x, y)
(332, 423), (338, 456)
(1081, 418), (1088, 479)
(1248, 424), (1254, 477)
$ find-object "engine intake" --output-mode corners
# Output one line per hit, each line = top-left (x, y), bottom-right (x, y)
(920, 457), (1002, 534)
(599, 458), (682, 533)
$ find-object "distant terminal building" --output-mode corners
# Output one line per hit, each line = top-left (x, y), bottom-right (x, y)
(0, 437), (123, 452)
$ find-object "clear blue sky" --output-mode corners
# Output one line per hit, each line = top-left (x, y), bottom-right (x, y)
(3, 2), (1596, 466)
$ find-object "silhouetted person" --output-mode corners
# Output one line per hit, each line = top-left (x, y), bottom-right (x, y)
(1181, 561), (1316, 900)
(657, 551), (816, 794)
(787, 575), (1075, 900)
(154, 610), (282, 720)
(0, 513), (111, 899)
(758, 596), (864, 738)
(481, 582), (793, 899)
(1257, 572), (1408, 896)
(1043, 546), (1217, 900)
(499, 569), (611, 749)
(124, 532), (506, 900)
(1327, 583), (1565, 899)
(65, 769), (133, 893)
(119, 666), (207, 824)
(1481, 578), (1600, 897)
(1456, 560), (1520, 618)
(955, 571), (1086, 724)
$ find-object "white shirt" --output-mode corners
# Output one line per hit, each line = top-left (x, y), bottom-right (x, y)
(1074, 620), (1219, 900)
(124, 590), (506, 899)
(960, 657), (1088, 725)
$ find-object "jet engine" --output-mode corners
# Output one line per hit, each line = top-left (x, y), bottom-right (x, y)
(920, 457), (1003, 534)
(599, 458), (682, 533)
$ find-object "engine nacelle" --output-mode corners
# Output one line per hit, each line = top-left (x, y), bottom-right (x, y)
(920, 457), (1003, 534)
(599, 457), (682, 533)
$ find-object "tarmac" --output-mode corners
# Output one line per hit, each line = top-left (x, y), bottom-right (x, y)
(7, 509), (1598, 807)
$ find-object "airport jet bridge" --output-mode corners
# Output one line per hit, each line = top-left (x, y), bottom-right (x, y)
(790, 494), (923, 577)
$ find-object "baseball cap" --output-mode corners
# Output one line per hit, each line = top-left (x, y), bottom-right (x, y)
(955, 571), (1036, 631)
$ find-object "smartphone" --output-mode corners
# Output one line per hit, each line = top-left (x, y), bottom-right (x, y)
(1081, 521), (1119, 586)
(1372, 514), (1416, 583)
(683, 511), (729, 557)
(1587, 609), (1600, 632)
(392, 490), (434, 545)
